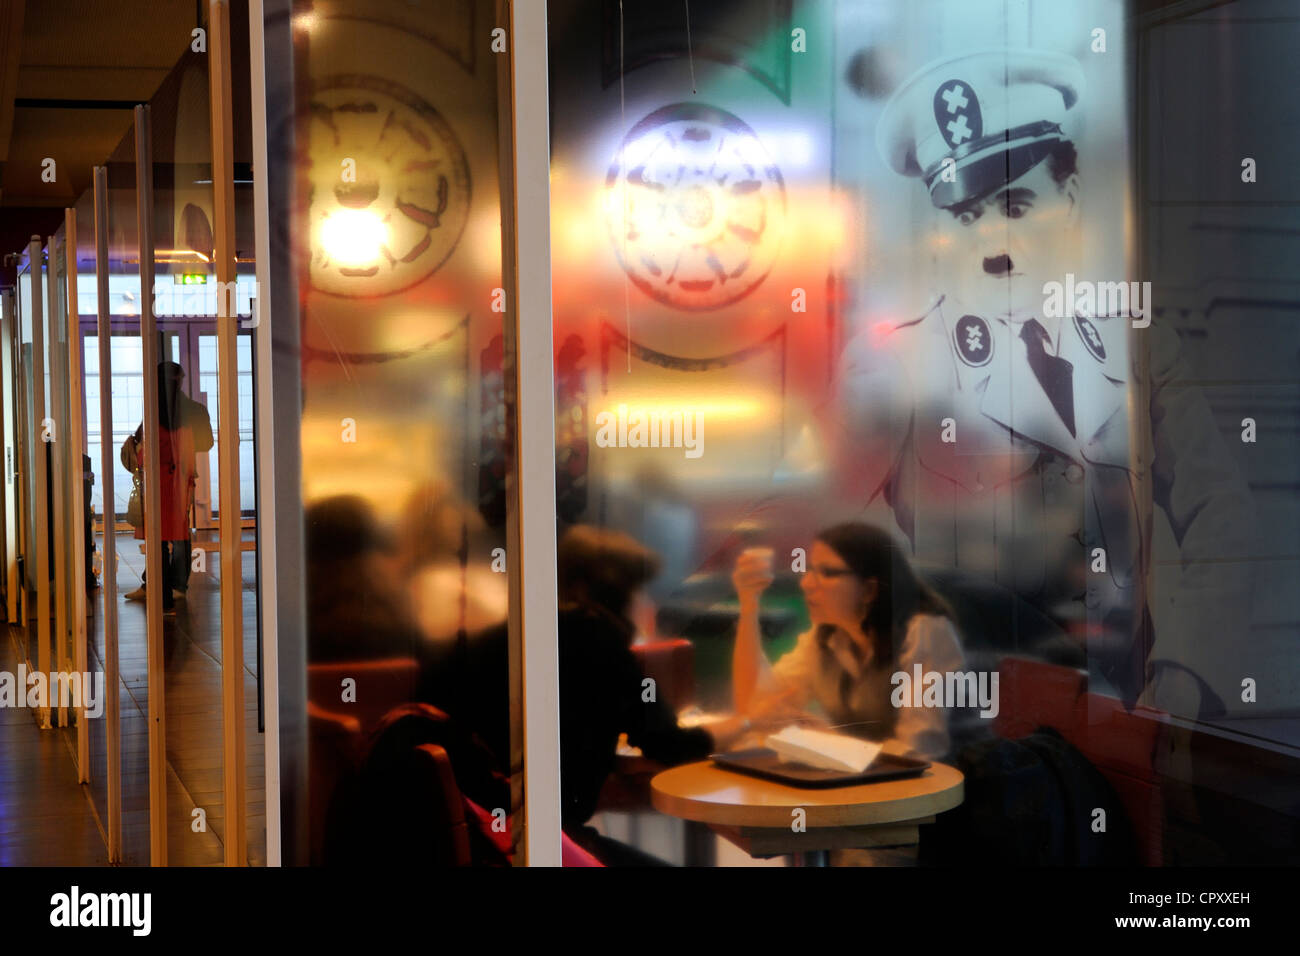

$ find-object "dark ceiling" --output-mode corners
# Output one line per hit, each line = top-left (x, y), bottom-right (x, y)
(0, 0), (201, 268)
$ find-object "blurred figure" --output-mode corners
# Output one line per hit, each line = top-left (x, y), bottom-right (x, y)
(557, 524), (747, 866)
(120, 361), (213, 614)
(397, 481), (513, 782)
(305, 495), (515, 866)
(732, 522), (965, 761)
(304, 494), (421, 663)
(397, 480), (508, 643)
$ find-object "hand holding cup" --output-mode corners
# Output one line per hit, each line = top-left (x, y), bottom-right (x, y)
(733, 546), (775, 605)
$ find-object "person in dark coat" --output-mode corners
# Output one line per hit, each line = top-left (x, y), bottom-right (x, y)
(120, 361), (213, 612)
(557, 524), (747, 866)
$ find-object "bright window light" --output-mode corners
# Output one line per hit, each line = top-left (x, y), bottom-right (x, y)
(319, 210), (388, 267)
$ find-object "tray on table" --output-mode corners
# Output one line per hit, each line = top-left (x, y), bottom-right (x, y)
(710, 747), (930, 788)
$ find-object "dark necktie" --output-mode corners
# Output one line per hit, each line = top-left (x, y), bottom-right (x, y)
(1020, 319), (1076, 437)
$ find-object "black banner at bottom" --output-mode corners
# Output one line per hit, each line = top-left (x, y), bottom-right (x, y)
(0, 865), (1282, 942)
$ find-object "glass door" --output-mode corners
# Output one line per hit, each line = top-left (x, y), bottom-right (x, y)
(195, 329), (254, 524)
(82, 331), (181, 525)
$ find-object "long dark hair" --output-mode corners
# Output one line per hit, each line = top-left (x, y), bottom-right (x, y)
(812, 522), (953, 673)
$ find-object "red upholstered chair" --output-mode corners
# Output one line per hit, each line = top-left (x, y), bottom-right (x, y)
(994, 657), (1168, 865)
(407, 743), (473, 867)
(1070, 693), (1167, 866)
(324, 703), (482, 866)
(631, 638), (696, 712)
(994, 658), (1087, 741)
(307, 701), (362, 865)
(307, 657), (420, 734)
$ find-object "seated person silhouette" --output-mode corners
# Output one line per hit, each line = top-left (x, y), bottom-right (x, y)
(558, 524), (746, 866)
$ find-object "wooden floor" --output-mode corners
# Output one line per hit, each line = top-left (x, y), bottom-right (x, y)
(0, 530), (265, 866)
(0, 629), (107, 866)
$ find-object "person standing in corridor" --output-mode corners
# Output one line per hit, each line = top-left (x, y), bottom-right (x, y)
(121, 361), (214, 614)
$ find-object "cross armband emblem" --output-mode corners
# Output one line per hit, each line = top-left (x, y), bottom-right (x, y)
(954, 314), (994, 367)
(1074, 314), (1107, 361)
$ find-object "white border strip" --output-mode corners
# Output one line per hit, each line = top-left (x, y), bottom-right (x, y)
(511, 0), (562, 867)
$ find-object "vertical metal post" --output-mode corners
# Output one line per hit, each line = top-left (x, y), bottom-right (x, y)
(508, 0), (561, 867)
(52, 232), (69, 730)
(93, 165), (123, 862)
(65, 209), (90, 775)
(30, 236), (51, 729)
(135, 103), (169, 866)
(209, 0), (248, 867)
(247, 0), (282, 866)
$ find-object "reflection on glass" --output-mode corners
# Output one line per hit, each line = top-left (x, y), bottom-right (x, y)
(76, 183), (112, 835)
(289, 0), (522, 866)
(544, 0), (1275, 868)
(48, 228), (75, 732)
(13, 257), (37, 667)
(103, 125), (149, 866)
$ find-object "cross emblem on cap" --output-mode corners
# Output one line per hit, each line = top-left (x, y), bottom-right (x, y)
(931, 77), (984, 153)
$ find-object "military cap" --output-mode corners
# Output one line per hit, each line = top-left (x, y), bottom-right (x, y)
(877, 48), (1084, 209)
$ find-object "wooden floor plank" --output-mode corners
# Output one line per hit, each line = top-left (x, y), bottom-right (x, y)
(1, 531), (266, 866)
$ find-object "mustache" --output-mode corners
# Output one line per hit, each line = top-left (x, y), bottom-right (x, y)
(982, 254), (1014, 275)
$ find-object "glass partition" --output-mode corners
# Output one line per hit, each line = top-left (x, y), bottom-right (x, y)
(145, 46), (228, 867)
(13, 255), (36, 660)
(75, 182), (112, 833)
(546, 0), (1151, 866)
(97, 124), (151, 866)
(228, 8), (266, 864)
(0, 291), (16, 634)
(1, 289), (17, 630)
(19, 240), (52, 692)
(47, 227), (74, 732)
(539, 0), (1299, 870)
(277, 0), (525, 865)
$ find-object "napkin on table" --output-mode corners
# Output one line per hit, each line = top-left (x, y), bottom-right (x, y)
(766, 725), (883, 773)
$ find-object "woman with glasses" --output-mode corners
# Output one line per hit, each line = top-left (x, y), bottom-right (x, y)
(731, 522), (965, 761)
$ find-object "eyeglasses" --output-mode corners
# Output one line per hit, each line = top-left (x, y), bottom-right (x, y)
(807, 564), (854, 584)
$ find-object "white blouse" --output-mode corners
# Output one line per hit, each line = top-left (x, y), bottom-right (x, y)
(760, 613), (966, 760)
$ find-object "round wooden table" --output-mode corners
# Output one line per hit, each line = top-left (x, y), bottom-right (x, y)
(651, 760), (965, 865)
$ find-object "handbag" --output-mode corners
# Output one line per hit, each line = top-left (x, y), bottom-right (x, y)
(126, 470), (144, 529)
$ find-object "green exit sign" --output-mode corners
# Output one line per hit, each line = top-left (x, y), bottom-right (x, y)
(177, 273), (208, 285)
